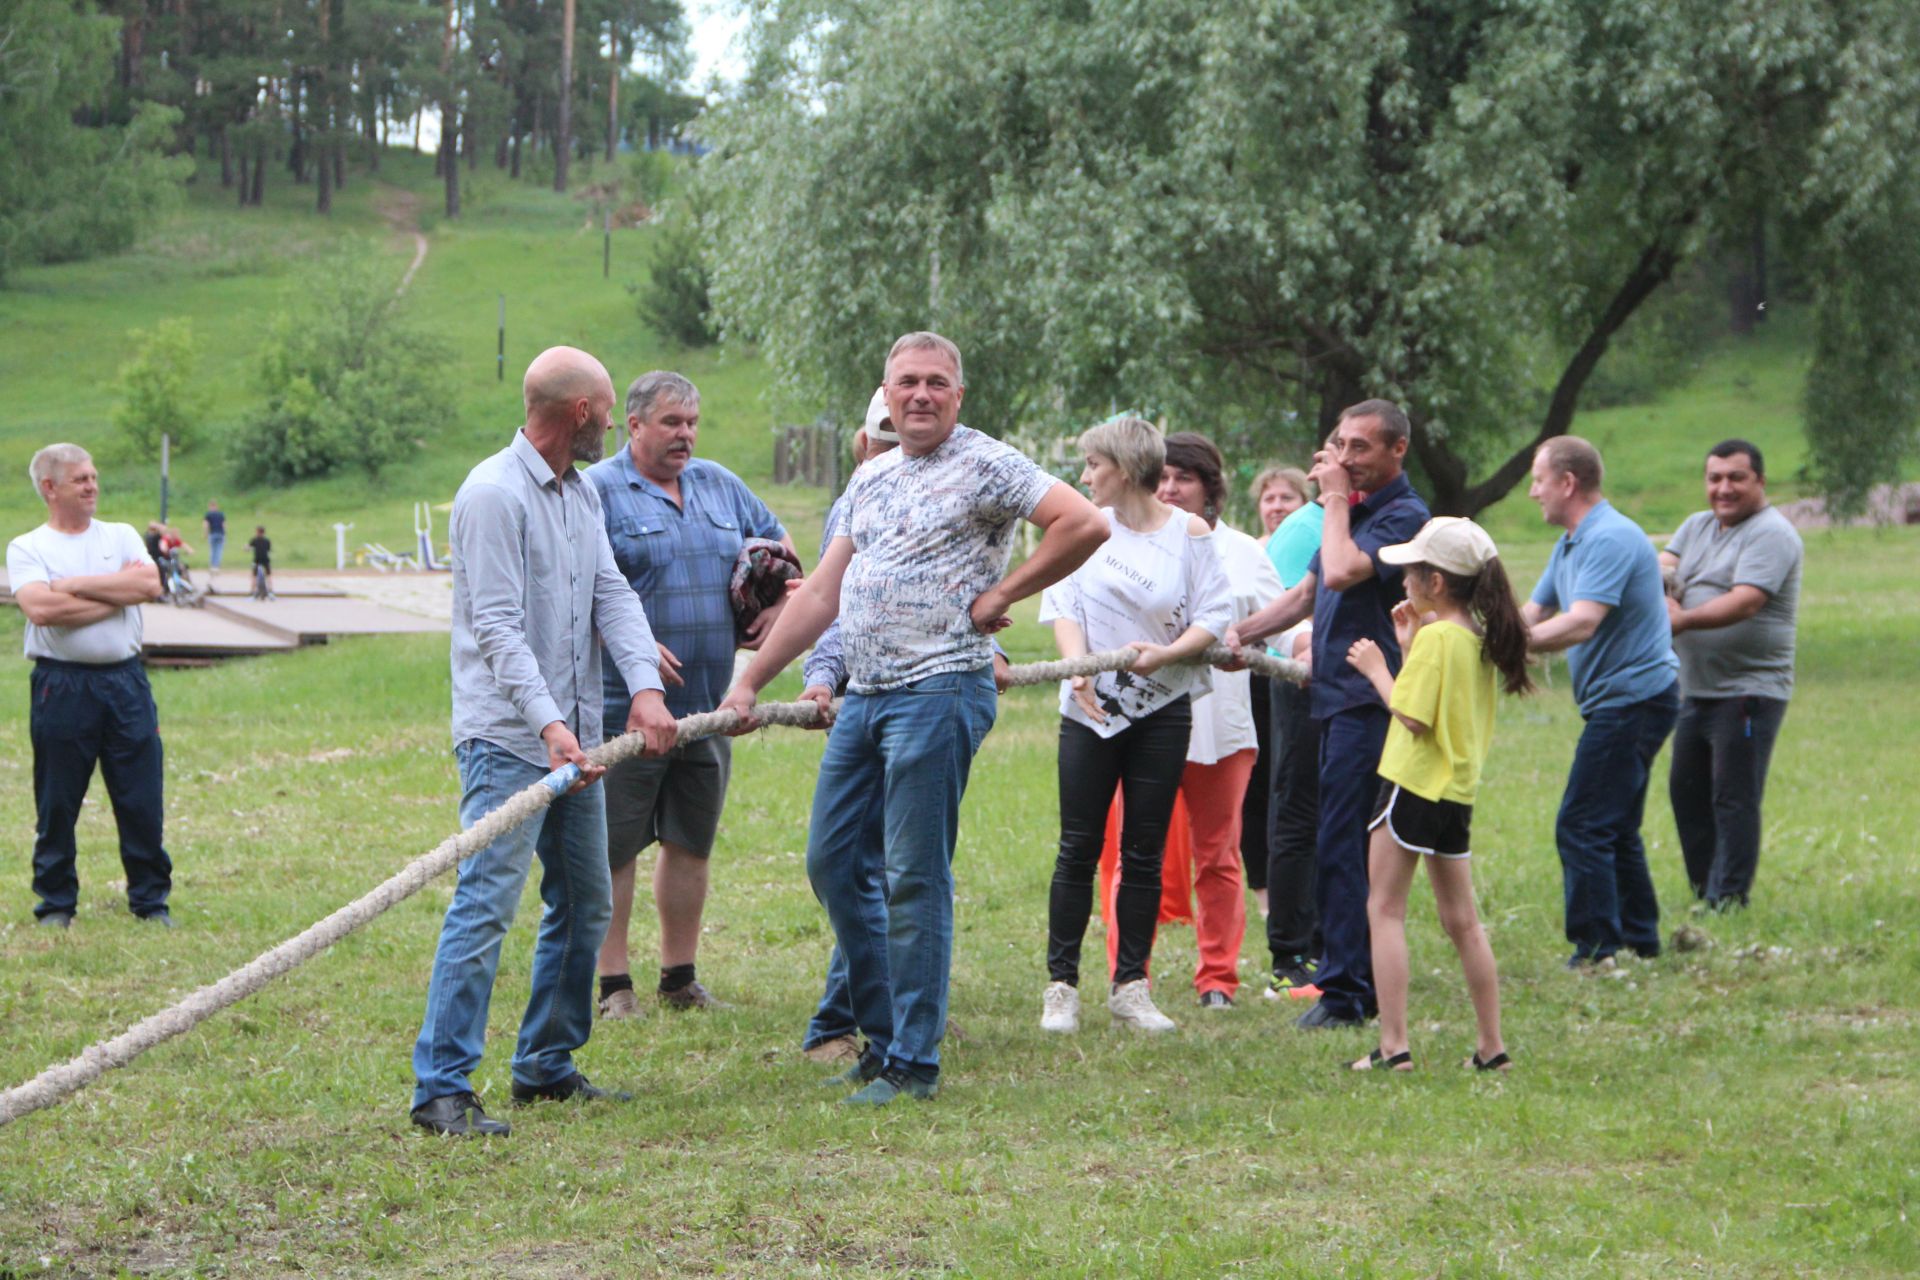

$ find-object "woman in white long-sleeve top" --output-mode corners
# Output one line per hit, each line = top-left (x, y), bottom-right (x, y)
(1038, 416), (1233, 1036)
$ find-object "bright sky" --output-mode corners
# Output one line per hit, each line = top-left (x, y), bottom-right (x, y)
(686, 0), (751, 93)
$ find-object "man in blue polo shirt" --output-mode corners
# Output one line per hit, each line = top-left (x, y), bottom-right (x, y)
(587, 371), (794, 1017)
(1524, 436), (1679, 968)
(1226, 400), (1429, 1029)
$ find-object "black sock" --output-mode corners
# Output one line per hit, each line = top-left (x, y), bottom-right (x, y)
(599, 973), (634, 1002)
(658, 963), (696, 994)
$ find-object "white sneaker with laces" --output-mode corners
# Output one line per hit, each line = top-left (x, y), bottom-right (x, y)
(1107, 979), (1176, 1034)
(1040, 981), (1081, 1033)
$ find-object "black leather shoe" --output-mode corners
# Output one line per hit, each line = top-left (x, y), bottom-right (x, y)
(411, 1091), (510, 1137)
(1294, 1001), (1366, 1031)
(509, 1072), (631, 1105)
(37, 912), (73, 930)
(137, 910), (176, 929)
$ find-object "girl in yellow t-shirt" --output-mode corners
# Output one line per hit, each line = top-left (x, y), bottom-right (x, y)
(1344, 518), (1534, 1074)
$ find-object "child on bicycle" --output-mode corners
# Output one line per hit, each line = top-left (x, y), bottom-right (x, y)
(1344, 517), (1532, 1073)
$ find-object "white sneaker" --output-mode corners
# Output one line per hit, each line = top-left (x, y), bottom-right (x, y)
(1107, 979), (1176, 1034)
(1040, 981), (1080, 1033)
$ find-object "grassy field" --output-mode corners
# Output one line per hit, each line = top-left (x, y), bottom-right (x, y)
(0, 517), (1916, 1277)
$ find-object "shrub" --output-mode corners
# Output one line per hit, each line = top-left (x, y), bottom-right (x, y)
(112, 317), (203, 458)
(231, 250), (454, 486)
(632, 190), (716, 347)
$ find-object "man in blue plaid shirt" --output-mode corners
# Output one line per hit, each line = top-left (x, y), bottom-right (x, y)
(587, 371), (796, 1017)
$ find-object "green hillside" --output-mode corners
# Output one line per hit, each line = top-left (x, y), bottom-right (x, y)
(0, 146), (1841, 564)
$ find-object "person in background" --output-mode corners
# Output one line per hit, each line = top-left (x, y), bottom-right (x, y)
(1661, 439), (1802, 910)
(1523, 436), (1679, 969)
(1150, 431), (1283, 1008)
(1239, 464), (1312, 920)
(203, 500), (227, 572)
(248, 526), (274, 600)
(8, 444), (170, 930)
(1039, 415), (1231, 1036)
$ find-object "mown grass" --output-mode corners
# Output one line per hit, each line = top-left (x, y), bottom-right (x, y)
(1, 518), (1916, 1277)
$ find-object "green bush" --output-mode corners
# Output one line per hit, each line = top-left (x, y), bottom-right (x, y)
(231, 250), (454, 486)
(632, 191), (716, 348)
(112, 317), (202, 458)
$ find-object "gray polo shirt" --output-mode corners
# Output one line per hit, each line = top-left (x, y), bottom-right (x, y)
(450, 430), (664, 768)
(1665, 505), (1803, 700)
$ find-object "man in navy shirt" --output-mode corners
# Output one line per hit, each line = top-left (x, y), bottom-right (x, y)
(587, 372), (794, 1017)
(1227, 400), (1430, 1028)
(1524, 436), (1679, 967)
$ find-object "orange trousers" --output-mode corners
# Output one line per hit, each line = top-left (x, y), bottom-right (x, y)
(1098, 749), (1254, 995)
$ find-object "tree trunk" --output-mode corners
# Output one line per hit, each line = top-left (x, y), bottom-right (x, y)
(554, 0), (575, 192)
(605, 25), (618, 163)
(443, 114), (461, 218)
(237, 148), (250, 205)
(219, 125), (233, 187)
(290, 80), (308, 182)
(316, 2), (332, 214)
(250, 136), (266, 204)
(511, 127), (522, 178)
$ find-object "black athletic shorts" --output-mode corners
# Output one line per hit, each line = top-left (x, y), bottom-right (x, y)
(1369, 781), (1472, 858)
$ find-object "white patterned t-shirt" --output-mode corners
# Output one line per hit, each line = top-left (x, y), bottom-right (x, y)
(839, 425), (1058, 692)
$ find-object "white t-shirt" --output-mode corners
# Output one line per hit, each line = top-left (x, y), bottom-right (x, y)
(6, 520), (152, 663)
(839, 425), (1057, 693)
(1187, 522), (1284, 765)
(1039, 507), (1233, 739)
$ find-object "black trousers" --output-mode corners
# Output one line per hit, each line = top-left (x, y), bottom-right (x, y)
(1264, 678), (1321, 967)
(29, 657), (171, 919)
(1048, 697), (1191, 987)
(1241, 676), (1272, 891)
(1669, 694), (1787, 907)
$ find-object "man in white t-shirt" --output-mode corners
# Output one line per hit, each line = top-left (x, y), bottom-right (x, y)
(6, 444), (169, 929)
(719, 332), (1109, 1105)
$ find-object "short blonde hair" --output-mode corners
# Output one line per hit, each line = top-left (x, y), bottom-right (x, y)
(1251, 464), (1313, 506)
(29, 443), (90, 497)
(1078, 415), (1165, 491)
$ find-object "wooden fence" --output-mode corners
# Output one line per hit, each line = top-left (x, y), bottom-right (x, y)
(773, 419), (843, 489)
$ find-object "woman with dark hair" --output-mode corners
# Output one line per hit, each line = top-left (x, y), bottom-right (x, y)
(1039, 416), (1232, 1035)
(1150, 432), (1283, 1006)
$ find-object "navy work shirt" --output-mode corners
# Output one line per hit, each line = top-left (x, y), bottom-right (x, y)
(1306, 472), (1431, 720)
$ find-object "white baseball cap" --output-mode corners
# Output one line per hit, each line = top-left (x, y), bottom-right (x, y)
(1379, 517), (1499, 575)
(864, 387), (898, 443)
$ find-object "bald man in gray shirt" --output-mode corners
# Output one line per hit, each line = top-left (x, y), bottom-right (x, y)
(410, 347), (679, 1138)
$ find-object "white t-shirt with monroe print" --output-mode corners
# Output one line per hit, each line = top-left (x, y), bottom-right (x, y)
(6, 519), (153, 663)
(838, 425), (1058, 693)
(1039, 506), (1233, 739)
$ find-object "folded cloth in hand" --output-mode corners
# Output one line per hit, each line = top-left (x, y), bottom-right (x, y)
(730, 538), (804, 639)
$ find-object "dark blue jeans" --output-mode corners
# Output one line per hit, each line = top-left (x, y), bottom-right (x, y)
(1313, 705), (1391, 1020)
(1669, 695), (1788, 908)
(1557, 682), (1680, 961)
(805, 668), (998, 1077)
(29, 657), (171, 920)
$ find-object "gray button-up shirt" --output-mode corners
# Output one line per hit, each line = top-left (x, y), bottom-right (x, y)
(450, 429), (665, 768)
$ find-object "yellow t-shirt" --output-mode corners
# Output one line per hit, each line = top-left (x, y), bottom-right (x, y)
(1377, 620), (1497, 805)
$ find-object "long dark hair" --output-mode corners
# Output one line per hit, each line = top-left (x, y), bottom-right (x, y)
(1421, 558), (1535, 696)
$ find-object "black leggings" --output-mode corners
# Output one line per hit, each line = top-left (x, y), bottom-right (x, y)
(1047, 697), (1192, 986)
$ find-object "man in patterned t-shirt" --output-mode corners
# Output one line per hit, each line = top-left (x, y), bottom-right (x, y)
(721, 332), (1108, 1105)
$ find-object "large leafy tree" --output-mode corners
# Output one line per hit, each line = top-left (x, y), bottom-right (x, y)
(701, 0), (1920, 513)
(0, 0), (187, 282)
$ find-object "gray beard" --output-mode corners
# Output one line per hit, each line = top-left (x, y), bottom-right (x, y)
(571, 427), (607, 464)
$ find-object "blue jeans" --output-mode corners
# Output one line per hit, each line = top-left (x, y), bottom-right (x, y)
(411, 739), (612, 1108)
(207, 531), (225, 569)
(805, 668), (997, 1076)
(1558, 682), (1680, 961)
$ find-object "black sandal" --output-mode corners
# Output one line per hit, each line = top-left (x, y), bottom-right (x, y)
(1352, 1047), (1414, 1072)
(1467, 1051), (1513, 1072)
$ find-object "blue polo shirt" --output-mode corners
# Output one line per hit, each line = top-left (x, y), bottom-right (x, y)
(1307, 472), (1430, 720)
(1530, 500), (1678, 715)
(588, 450), (785, 720)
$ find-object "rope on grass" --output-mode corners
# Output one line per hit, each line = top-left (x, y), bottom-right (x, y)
(0, 644), (1302, 1126)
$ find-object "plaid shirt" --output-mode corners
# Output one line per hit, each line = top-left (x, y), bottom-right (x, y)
(588, 449), (785, 720)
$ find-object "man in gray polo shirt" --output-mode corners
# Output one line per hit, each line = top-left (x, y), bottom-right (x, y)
(1661, 438), (1803, 909)
(409, 346), (679, 1138)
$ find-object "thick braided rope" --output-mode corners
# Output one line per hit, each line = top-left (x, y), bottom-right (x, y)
(0, 645), (1300, 1126)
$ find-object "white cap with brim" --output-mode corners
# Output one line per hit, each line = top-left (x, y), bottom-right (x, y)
(1378, 516), (1499, 576)
(864, 387), (899, 443)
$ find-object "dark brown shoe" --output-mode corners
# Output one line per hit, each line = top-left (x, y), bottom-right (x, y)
(411, 1091), (510, 1137)
(658, 980), (729, 1011)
